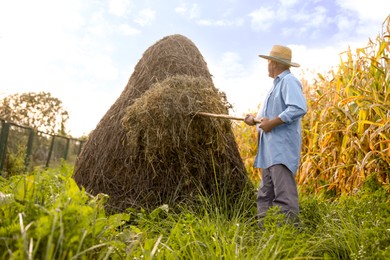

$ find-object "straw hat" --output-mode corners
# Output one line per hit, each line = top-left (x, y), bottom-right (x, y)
(259, 45), (300, 67)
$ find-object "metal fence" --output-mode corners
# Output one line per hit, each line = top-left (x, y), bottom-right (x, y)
(0, 119), (85, 175)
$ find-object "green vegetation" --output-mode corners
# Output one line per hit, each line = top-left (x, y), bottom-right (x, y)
(0, 164), (389, 259)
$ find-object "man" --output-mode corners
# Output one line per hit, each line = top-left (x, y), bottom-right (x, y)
(244, 45), (307, 225)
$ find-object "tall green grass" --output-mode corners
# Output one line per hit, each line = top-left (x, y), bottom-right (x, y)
(1, 164), (389, 259)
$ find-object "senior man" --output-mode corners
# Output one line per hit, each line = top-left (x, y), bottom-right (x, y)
(244, 45), (307, 225)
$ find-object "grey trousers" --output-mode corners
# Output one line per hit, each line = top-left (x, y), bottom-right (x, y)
(257, 164), (299, 220)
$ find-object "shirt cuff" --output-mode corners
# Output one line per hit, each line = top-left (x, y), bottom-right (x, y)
(278, 112), (291, 124)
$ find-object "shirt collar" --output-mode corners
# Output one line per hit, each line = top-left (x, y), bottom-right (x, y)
(275, 69), (291, 81)
(273, 69), (291, 87)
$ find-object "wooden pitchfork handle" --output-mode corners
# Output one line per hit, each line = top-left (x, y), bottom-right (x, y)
(196, 112), (262, 123)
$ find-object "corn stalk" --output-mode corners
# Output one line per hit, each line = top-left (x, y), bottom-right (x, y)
(298, 15), (390, 194)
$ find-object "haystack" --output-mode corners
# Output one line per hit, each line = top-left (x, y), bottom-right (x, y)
(73, 34), (251, 212)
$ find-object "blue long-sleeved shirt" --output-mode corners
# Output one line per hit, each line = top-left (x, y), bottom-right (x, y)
(254, 70), (307, 175)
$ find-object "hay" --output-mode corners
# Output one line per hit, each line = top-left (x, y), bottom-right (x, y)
(73, 34), (250, 212)
(123, 75), (233, 160)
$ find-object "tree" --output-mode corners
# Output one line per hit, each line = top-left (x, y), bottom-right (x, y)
(0, 91), (69, 134)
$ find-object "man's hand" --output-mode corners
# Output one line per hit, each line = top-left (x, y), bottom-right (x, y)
(259, 117), (284, 132)
(244, 114), (256, 126)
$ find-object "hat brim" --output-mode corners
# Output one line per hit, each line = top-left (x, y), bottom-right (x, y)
(259, 54), (300, 67)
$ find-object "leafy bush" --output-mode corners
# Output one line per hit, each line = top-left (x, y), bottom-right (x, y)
(3, 145), (27, 178)
(0, 163), (129, 259)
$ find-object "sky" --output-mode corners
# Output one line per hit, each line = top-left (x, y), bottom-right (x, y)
(0, 0), (389, 137)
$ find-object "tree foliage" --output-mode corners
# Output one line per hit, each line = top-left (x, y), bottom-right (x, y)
(0, 91), (69, 134)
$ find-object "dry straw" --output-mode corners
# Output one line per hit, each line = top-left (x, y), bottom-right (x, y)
(73, 34), (251, 212)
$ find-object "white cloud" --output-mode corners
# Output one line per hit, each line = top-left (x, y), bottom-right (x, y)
(175, 4), (186, 15)
(134, 9), (156, 26)
(217, 52), (246, 78)
(197, 18), (244, 27)
(290, 40), (380, 84)
(175, 3), (200, 19)
(291, 45), (341, 79)
(87, 10), (109, 36)
(175, 3), (244, 27)
(332, 0), (389, 44)
(251, 0), (299, 26)
(336, 0), (389, 22)
(117, 24), (140, 36)
(281, 27), (307, 37)
(292, 5), (329, 29)
(279, 0), (299, 6)
(335, 15), (355, 32)
(248, 7), (276, 31)
(108, 0), (133, 17)
(85, 55), (119, 81)
(278, 5), (331, 39)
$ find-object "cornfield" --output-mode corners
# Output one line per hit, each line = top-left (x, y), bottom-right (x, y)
(234, 16), (390, 194)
